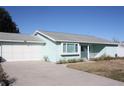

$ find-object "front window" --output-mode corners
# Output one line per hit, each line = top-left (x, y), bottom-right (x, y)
(63, 43), (78, 53)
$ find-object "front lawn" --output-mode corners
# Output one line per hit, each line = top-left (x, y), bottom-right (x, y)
(67, 60), (124, 82)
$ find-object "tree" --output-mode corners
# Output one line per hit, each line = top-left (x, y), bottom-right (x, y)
(0, 7), (19, 33)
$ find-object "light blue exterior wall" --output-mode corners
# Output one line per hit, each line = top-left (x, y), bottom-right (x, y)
(35, 33), (81, 62)
(35, 33), (117, 62)
(36, 34), (61, 62)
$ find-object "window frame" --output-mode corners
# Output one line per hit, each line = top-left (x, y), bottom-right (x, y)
(62, 43), (79, 55)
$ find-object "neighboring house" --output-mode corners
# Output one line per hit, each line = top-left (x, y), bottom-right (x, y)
(117, 43), (124, 57)
(0, 32), (45, 62)
(33, 30), (118, 62)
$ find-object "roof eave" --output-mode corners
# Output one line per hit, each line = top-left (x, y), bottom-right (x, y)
(34, 30), (56, 42)
(0, 39), (45, 44)
(55, 40), (118, 46)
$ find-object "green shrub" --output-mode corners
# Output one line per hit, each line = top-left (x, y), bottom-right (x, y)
(68, 59), (76, 63)
(76, 59), (83, 62)
(56, 59), (67, 64)
(57, 58), (83, 64)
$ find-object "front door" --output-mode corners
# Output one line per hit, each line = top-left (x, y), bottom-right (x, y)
(81, 46), (87, 59)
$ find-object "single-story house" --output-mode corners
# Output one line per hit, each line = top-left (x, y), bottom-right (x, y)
(33, 30), (118, 62)
(0, 30), (120, 62)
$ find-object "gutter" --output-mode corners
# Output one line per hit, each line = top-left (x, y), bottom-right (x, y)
(55, 40), (118, 46)
(0, 39), (45, 44)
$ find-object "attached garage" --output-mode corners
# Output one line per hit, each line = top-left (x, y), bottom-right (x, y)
(0, 32), (45, 62)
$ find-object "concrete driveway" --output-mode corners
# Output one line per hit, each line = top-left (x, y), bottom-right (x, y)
(2, 61), (124, 86)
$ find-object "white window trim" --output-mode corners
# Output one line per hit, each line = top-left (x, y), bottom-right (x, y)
(61, 43), (80, 55)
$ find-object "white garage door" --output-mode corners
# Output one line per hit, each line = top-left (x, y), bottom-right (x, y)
(1, 44), (43, 61)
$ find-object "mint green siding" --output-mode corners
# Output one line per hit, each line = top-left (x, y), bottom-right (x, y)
(35, 33), (81, 62)
(35, 33), (117, 62)
(36, 34), (61, 62)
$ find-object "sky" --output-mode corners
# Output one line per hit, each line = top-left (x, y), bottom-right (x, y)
(3, 6), (124, 41)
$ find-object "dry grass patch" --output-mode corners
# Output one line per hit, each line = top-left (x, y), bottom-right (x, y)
(67, 60), (124, 82)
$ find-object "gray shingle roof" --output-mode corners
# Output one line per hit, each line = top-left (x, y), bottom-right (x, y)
(0, 32), (44, 43)
(38, 30), (117, 45)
